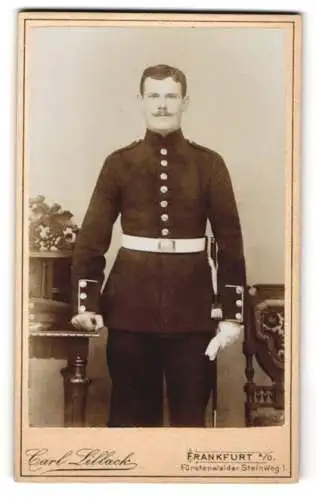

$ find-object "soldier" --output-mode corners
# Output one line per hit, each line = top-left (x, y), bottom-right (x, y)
(71, 64), (246, 427)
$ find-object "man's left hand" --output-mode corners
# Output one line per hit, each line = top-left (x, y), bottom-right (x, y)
(205, 321), (243, 360)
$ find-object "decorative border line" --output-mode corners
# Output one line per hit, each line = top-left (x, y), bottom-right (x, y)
(18, 13), (297, 481)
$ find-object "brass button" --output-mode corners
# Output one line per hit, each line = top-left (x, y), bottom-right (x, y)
(160, 159), (168, 167)
(160, 200), (168, 208)
(236, 299), (242, 307)
(235, 313), (242, 321)
(79, 280), (87, 288)
(236, 286), (243, 295)
(79, 305), (86, 313)
(80, 292), (87, 300)
(161, 228), (169, 236)
(160, 185), (168, 194)
(160, 148), (167, 155)
(160, 173), (168, 180)
(29, 314), (35, 321)
(161, 214), (169, 222)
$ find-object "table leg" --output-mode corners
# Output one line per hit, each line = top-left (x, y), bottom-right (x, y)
(61, 338), (90, 427)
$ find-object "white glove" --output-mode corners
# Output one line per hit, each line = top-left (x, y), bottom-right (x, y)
(205, 321), (243, 361)
(71, 311), (104, 332)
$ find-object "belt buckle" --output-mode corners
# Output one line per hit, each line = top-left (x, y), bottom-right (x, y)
(158, 238), (176, 253)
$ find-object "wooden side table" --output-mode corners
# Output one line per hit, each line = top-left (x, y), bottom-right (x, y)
(28, 250), (100, 427)
(29, 329), (100, 427)
(28, 199), (98, 426)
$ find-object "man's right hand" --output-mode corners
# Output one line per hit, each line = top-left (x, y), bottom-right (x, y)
(71, 312), (104, 332)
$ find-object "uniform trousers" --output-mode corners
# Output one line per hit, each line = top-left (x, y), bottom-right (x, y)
(106, 327), (217, 427)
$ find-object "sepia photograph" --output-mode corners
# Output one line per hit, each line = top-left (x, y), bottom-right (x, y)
(15, 10), (301, 482)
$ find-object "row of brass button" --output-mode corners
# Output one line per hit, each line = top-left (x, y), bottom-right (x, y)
(159, 148), (170, 237)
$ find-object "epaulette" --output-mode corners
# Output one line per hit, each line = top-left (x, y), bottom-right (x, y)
(113, 139), (142, 155)
(187, 140), (215, 154)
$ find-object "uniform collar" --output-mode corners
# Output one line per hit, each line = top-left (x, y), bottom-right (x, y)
(144, 128), (186, 151)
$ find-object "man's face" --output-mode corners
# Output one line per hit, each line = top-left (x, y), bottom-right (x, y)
(139, 76), (189, 135)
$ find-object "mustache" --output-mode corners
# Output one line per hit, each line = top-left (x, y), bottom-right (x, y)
(153, 112), (173, 117)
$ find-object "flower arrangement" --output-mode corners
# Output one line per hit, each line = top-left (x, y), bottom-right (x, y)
(29, 195), (79, 252)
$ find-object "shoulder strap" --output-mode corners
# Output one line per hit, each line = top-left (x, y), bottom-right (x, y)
(187, 140), (213, 153)
(114, 139), (142, 154)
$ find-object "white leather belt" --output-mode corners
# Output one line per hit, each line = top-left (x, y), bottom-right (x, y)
(121, 234), (206, 253)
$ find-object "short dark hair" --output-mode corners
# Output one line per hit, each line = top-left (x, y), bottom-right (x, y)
(139, 64), (187, 97)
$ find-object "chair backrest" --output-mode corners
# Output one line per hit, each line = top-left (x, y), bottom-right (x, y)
(244, 284), (285, 425)
(248, 284), (285, 382)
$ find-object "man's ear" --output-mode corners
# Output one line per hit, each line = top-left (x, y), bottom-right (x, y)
(137, 93), (143, 105)
(181, 95), (190, 112)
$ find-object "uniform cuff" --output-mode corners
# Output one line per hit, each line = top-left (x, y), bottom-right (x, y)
(76, 279), (100, 314)
(221, 284), (244, 323)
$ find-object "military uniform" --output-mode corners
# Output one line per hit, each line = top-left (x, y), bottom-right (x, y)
(71, 128), (246, 427)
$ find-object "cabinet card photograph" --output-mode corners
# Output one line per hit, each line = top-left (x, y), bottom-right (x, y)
(15, 10), (301, 483)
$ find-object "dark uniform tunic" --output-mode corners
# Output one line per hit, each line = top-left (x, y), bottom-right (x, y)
(71, 128), (246, 427)
(72, 129), (246, 331)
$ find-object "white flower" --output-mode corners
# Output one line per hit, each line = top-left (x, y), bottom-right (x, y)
(39, 226), (50, 239)
(63, 227), (73, 236)
(63, 227), (76, 243)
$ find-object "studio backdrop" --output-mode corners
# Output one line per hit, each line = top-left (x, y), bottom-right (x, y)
(26, 25), (286, 428)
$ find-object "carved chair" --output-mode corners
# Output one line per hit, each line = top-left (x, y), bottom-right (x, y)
(243, 284), (285, 426)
